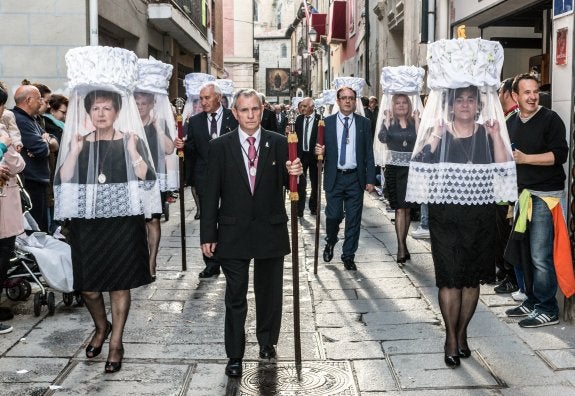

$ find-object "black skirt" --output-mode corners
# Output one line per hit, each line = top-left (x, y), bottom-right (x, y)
(384, 165), (417, 210)
(429, 204), (496, 288)
(69, 215), (151, 291)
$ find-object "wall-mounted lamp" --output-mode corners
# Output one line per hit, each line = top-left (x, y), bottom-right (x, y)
(309, 27), (318, 43)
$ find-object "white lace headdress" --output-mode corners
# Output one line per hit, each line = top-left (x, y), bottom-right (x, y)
(135, 57), (179, 192)
(373, 66), (425, 167)
(54, 46), (161, 220)
(182, 72), (216, 119)
(405, 39), (517, 205)
(215, 78), (234, 109)
(331, 76), (366, 116)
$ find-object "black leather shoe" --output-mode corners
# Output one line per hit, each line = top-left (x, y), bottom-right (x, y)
(259, 345), (276, 360)
(198, 267), (221, 278)
(298, 211), (304, 218)
(0, 307), (14, 321)
(458, 347), (471, 358)
(194, 212), (201, 220)
(225, 358), (243, 377)
(343, 259), (357, 271)
(444, 354), (460, 368)
(323, 244), (334, 262)
(494, 277), (518, 294)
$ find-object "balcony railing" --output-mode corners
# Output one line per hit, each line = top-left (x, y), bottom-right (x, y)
(148, 0), (207, 37)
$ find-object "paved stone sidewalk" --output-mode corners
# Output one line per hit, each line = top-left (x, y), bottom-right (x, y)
(0, 191), (574, 395)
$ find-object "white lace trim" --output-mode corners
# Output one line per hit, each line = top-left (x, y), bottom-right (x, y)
(383, 151), (412, 166)
(406, 161), (517, 205)
(54, 181), (161, 219)
(158, 170), (179, 192)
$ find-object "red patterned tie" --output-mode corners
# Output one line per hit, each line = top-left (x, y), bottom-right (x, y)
(247, 136), (257, 193)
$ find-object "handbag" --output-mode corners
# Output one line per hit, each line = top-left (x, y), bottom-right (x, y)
(16, 175), (32, 212)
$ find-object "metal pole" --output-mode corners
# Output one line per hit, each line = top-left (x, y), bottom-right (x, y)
(313, 106), (325, 274)
(175, 98), (187, 271)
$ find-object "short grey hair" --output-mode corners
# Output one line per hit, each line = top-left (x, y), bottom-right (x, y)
(232, 88), (262, 109)
(199, 81), (222, 97)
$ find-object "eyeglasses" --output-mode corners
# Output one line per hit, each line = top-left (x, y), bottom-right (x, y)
(56, 108), (67, 116)
(338, 96), (356, 101)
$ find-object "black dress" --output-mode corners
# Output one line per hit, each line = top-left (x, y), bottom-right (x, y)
(68, 137), (152, 291)
(424, 127), (496, 288)
(378, 122), (417, 209)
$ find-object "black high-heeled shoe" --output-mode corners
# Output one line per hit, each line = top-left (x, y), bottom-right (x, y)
(444, 353), (460, 368)
(396, 255), (407, 264)
(458, 347), (471, 358)
(86, 321), (112, 358)
(105, 348), (124, 373)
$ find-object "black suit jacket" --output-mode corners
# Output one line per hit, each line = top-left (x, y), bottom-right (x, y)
(275, 113), (288, 135)
(295, 113), (319, 156)
(200, 129), (291, 259)
(261, 108), (278, 132)
(323, 113), (376, 192)
(184, 108), (238, 189)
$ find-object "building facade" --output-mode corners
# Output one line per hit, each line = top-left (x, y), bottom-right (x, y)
(0, 0), (214, 100)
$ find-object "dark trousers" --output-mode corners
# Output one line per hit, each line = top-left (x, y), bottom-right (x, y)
(297, 152), (318, 214)
(198, 189), (219, 270)
(0, 236), (16, 284)
(495, 204), (516, 281)
(24, 179), (49, 232)
(325, 172), (364, 260)
(220, 256), (284, 359)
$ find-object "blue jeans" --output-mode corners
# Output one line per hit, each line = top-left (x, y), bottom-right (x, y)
(525, 196), (558, 316)
(420, 203), (429, 229)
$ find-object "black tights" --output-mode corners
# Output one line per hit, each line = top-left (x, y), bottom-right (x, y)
(82, 290), (131, 362)
(438, 286), (479, 355)
(394, 208), (411, 258)
(146, 218), (161, 276)
(191, 187), (200, 216)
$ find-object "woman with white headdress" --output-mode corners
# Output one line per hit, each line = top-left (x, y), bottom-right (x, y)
(134, 58), (178, 280)
(406, 39), (516, 368)
(375, 66), (424, 264)
(54, 46), (160, 373)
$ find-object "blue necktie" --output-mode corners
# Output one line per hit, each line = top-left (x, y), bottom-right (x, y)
(339, 117), (349, 166)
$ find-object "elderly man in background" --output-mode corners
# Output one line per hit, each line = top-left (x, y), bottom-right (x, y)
(12, 84), (58, 232)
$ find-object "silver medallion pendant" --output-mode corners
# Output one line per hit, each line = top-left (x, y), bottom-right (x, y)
(402, 140), (407, 147)
(98, 173), (106, 184)
(249, 167), (257, 176)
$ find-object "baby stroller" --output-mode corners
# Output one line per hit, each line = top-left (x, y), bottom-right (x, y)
(4, 212), (77, 316)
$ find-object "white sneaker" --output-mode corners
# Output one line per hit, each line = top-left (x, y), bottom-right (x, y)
(511, 290), (527, 302)
(411, 226), (430, 239)
(0, 323), (13, 334)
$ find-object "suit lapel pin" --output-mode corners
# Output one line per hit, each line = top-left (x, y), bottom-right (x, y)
(265, 141), (269, 148)
(272, 161), (276, 165)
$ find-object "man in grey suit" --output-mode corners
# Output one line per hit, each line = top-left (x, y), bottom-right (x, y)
(201, 88), (302, 377)
(315, 86), (376, 270)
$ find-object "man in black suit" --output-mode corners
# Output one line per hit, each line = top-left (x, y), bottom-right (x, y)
(274, 104), (287, 135)
(258, 93), (278, 132)
(201, 88), (302, 378)
(295, 97), (319, 216)
(315, 87), (376, 270)
(176, 81), (238, 278)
